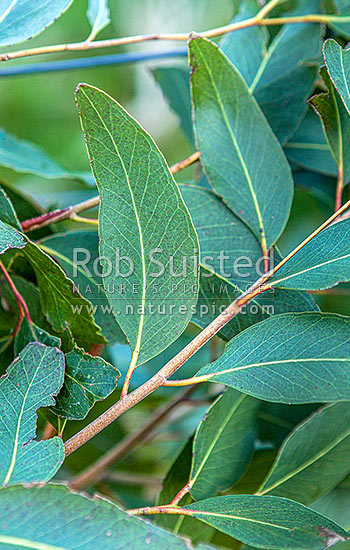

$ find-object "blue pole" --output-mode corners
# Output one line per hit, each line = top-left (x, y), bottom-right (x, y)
(0, 49), (188, 78)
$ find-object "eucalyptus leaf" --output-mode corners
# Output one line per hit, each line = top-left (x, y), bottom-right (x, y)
(0, 219), (25, 254)
(87, 0), (110, 39)
(268, 219), (350, 291)
(24, 241), (106, 347)
(189, 36), (293, 247)
(152, 66), (194, 144)
(76, 83), (199, 366)
(39, 231), (125, 344)
(193, 312), (350, 404)
(0, 343), (64, 486)
(52, 347), (120, 420)
(194, 267), (318, 341)
(284, 108), (337, 176)
(258, 402), (350, 504)
(0, 129), (93, 185)
(0, 187), (21, 229)
(182, 495), (348, 549)
(221, 0), (323, 143)
(0, 484), (214, 549)
(313, 485), (350, 530)
(14, 317), (61, 356)
(0, 0), (74, 47)
(323, 39), (350, 115)
(310, 67), (350, 188)
(190, 389), (259, 500)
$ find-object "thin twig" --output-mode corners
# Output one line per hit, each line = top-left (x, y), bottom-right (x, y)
(1, 9), (348, 63)
(70, 385), (198, 489)
(0, 260), (34, 337)
(20, 152), (201, 233)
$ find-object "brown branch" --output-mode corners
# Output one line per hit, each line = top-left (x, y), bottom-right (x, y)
(70, 385), (198, 489)
(20, 152), (201, 233)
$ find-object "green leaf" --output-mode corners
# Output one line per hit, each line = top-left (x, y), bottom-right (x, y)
(189, 389), (259, 500)
(14, 317), (61, 356)
(182, 495), (348, 549)
(76, 83), (199, 365)
(156, 439), (215, 544)
(284, 107), (337, 176)
(0, 484), (214, 550)
(328, 0), (350, 39)
(194, 312), (350, 404)
(0, 129), (93, 185)
(87, 0), (110, 39)
(39, 231), (126, 344)
(221, 0), (323, 143)
(194, 267), (318, 341)
(324, 39), (350, 116)
(258, 402), (350, 504)
(189, 36), (293, 247)
(24, 241), (106, 347)
(152, 66), (194, 144)
(52, 347), (120, 420)
(0, 187), (21, 229)
(180, 185), (318, 339)
(0, 0), (74, 47)
(0, 343), (65, 486)
(313, 485), (350, 530)
(0, 219), (25, 254)
(268, 219), (350, 291)
(310, 67), (350, 187)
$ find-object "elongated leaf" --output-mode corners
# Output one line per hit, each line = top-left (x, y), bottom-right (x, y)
(0, 0), (74, 47)
(156, 439), (215, 544)
(87, 0), (110, 39)
(0, 187), (21, 229)
(52, 347), (120, 419)
(310, 67), (350, 187)
(76, 84), (199, 365)
(190, 390), (259, 500)
(39, 231), (125, 344)
(152, 66), (194, 144)
(0, 343), (64, 486)
(194, 312), (350, 404)
(180, 184), (261, 286)
(194, 267), (318, 341)
(189, 37), (293, 247)
(0, 129), (93, 185)
(221, 0), (323, 143)
(180, 185), (318, 339)
(182, 495), (348, 549)
(24, 241), (106, 347)
(324, 39), (350, 116)
(284, 108), (337, 176)
(0, 484), (214, 550)
(0, 219), (25, 254)
(258, 402), (350, 504)
(268, 219), (350, 291)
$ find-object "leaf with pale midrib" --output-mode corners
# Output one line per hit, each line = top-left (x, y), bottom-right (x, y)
(190, 389), (259, 500)
(76, 83), (199, 366)
(189, 36), (293, 248)
(221, 0), (323, 143)
(0, 343), (65, 486)
(87, 0), (110, 39)
(0, 0), (74, 47)
(0, 219), (25, 254)
(194, 312), (350, 404)
(258, 402), (350, 504)
(0, 484), (214, 550)
(324, 39), (350, 116)
(268, 219), (350, 291)
(183, 495), (348, 549)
